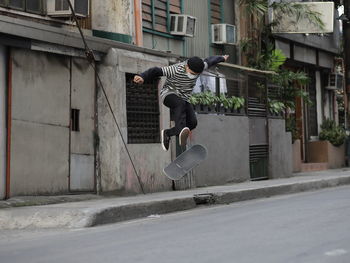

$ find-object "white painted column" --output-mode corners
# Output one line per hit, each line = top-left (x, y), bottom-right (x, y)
(91, 0), (133, 36)
(315, 71), (323, 134)
(0, 45), (6, 199)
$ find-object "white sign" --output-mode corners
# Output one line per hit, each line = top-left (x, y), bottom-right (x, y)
(271, 1), (334, 34)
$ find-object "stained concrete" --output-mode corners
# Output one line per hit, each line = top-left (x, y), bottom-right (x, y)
(10, 120), (69, 196)
(268, 119), (293, 179)
(97, 48), (173, 194)
(191, 114), (250, 186)
(92, 0), (133, 36)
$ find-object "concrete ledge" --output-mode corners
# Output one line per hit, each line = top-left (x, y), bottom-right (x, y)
(91, 198), (197, 226)
(1, 170), (350, 230)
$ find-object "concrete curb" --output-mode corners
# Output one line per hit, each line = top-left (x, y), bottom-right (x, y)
(88, 175), (350, 228)
(1, 173), (350, 230)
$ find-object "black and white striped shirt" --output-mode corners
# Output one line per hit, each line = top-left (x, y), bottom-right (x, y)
(139, 56), (225, 102)
(160, 62), (199, 101)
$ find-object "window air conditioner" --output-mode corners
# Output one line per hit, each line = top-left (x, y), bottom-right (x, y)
(325, 73), (344, 90)
(47, 0), (89, 17)
(211, 24), (237, 45)
(170, 14), (196, 37)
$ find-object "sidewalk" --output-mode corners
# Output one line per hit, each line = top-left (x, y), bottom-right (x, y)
(1, 168), (350, 230)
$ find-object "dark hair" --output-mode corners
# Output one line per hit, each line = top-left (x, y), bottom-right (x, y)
(187, 56), (204, 73)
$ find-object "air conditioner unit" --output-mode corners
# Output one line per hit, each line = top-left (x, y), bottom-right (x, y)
(170, 14), (196, 37)
(326, 73), (344, 90)
(47, 0), (89, 17)
(211, 24), (237, 45)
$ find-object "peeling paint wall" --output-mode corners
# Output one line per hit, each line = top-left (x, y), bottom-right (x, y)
(268, 119), (293, 179)
(10, 48), (70, 196)
(97, 48), (173, 194)
(92, 0), (133, 36)
(9, 49), (96, 196)
(190, 115), (251, 187)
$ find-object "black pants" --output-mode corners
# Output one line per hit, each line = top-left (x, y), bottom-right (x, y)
(163, 94), (197, 137)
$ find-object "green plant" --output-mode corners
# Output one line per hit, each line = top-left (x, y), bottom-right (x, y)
(219, 95), (245, 110)
(201, 91), (218, 106)
(319, 119), (347, 146)
(268, 99), (285, 115)
(285, 115), (300, 142)
(189, 95), (199, 105)
(189, 91), (218, 106)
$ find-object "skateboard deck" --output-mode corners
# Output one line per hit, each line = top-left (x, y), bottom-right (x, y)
(163, 144), (207, 180)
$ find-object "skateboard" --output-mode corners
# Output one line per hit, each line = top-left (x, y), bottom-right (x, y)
(163, 144), (208, 180)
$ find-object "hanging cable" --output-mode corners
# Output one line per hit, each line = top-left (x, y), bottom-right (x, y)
(66, 0), (145, 194)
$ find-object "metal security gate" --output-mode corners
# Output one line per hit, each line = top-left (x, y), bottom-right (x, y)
(248, 74), (269, 180)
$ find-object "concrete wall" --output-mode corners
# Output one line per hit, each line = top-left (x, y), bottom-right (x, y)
(0, 45), (6, 199)
(143, 33), (183, 55)
(10, 48), (70, 196)
(268, 119), (293, 179)
(191, 114), (250, 187)
(70, 58), (95, 192)
(308, 140), (345, 169)
(97, 48), (173, 195)
(92, 0), (133, 36)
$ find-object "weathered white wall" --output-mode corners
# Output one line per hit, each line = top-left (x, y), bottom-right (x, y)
(92, 0), (133, 36)
(0, 45), (6, 199)
(97, 48), (173, 194)
(191, 115), (250, 187)
(10, 48), (70, 196)
(70, 58), (95, 192)
(268, 119), (293, 179)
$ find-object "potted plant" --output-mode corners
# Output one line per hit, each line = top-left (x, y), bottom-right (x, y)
(189, 91), (218, 113)
(308, 119), (347, 169)
(219, 95), (245, 115)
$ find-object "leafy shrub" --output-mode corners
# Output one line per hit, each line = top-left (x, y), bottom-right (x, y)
(268, 99), (285, 115)
(190, 93), (245, 110)
(319, 119), (347, 147)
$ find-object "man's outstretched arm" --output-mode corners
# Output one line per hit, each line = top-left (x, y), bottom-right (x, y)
(204, 55), (229, 70)
(133, 67), (163, 84)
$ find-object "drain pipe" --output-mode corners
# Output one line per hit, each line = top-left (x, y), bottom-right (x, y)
(5, 50), (12, 199)
(134, 0), (143, 46)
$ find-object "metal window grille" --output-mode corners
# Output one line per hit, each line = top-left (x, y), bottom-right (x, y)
(247, 75), (267, 117)
(0, 0), (7, 7)
(126, 74), (160, 144)
(26, 0), (42, 14)
(8, 0), (25, 10)
(249, 145), (268, 180)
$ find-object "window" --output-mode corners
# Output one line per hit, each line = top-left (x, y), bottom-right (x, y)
(210, 0), (223, 24)
(71, 108), (80, 132)
(125, 73), (160, 144)
(142, 0), (182, 34)
(0, 0), (43, 14)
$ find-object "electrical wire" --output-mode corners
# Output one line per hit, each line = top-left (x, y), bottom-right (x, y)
(66, 0), (146, 194)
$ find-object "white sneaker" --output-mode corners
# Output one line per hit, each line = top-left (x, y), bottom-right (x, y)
(179, 127), (190, 147)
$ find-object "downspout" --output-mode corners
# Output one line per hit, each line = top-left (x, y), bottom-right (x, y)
(134, 0), (143, 46)
(5, 50), (11, 199)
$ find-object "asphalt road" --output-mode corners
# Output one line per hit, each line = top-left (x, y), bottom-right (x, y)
(1, 186), (350, 263)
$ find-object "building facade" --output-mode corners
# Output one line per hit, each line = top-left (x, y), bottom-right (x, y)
(1, 0), (339, 198)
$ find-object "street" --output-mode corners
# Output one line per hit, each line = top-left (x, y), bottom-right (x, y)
(1, 186), (350, 263)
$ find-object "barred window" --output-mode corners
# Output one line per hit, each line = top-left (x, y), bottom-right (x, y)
(125, 73), (160, 144)
(0, 0), (44, 14)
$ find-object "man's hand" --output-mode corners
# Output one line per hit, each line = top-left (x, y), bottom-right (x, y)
(223, 55), (229, 62)
(133, 75), (144, 84)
